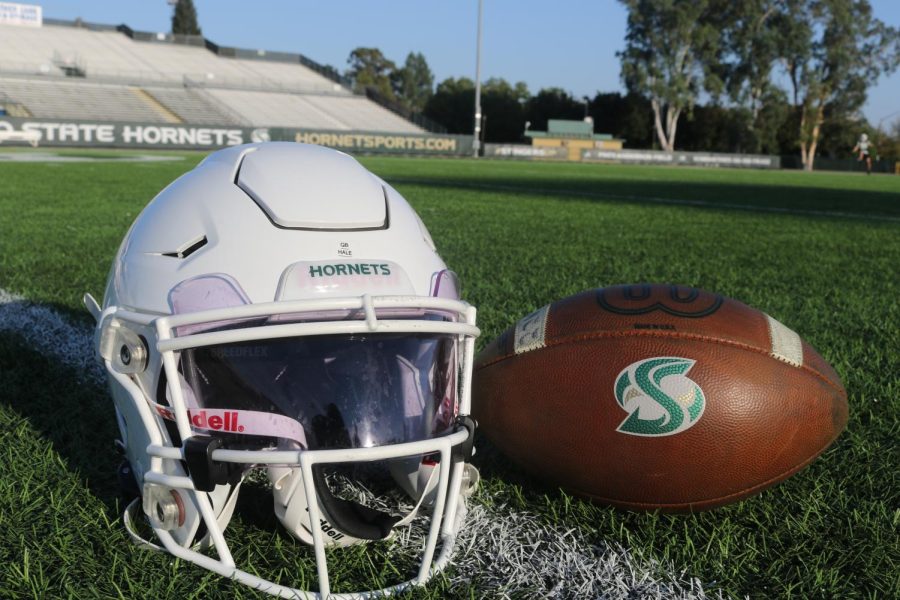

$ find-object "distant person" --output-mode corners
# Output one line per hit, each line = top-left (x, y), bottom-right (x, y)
(853, 133), (872, 175)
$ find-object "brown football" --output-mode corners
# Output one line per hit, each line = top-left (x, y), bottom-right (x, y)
(473, 284), (848, 511)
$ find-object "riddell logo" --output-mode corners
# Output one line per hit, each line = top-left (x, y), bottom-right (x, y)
(154, 406), (245, 433)
(304, 508), (345, 541)
(191, 410), (245, 433)
(319, 518), (345, 541)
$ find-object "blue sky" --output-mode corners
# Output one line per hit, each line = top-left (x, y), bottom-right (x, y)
(32, 1), (900, 128)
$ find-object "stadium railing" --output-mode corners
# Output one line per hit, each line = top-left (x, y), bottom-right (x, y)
(113, 22), (356, 92)
(362, 87), (448, 134)
(206, 40), (354, 90)
(179, 75), (345, 96)
(0, 62), (347, 96)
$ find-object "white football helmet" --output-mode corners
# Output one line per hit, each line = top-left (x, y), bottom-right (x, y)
(84, 143), (480, 598)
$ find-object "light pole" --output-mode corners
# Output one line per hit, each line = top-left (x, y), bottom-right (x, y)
(472, 0), (483, 157)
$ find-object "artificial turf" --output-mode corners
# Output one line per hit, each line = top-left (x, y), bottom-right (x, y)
(0, 151), (897, 598)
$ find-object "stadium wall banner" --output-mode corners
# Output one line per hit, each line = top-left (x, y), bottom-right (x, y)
(279, 128), (473, 155)
(0, 2), (41, 27)
(0, 118), (246, 149)
(581, 148), (780, 169)
(0, 118), (473, 155)
(484, 144), (568, 160)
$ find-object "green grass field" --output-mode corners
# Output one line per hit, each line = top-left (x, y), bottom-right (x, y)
(0, 151), (898, 598)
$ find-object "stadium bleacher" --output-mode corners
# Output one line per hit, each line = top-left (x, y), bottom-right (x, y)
(0, 19), (425, 133)
(142, 87), (238, 125)
(0, 77), (175, 122)
(204, 88), (423, 132)
(303, 95), (425, 133)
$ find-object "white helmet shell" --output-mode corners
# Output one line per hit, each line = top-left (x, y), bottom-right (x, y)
(105, 143), (443, 313)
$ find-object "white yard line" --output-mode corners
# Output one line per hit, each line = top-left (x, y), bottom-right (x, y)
(0, 288), (715, 599)
(0, 152), (183, 163)
(451, 502), (712, 598)
(390, 178), (900, 223)
(0, 289), (103, 385)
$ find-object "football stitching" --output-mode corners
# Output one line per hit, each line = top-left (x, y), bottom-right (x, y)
(476, 328), (846, 397)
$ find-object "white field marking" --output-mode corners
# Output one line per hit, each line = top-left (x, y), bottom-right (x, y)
(390, 177), (900, 223)
(0, 152), (183, 163)
(0, 287), (716, 599)
(449, 503), (715, 598)
(0, 289), (103, 385)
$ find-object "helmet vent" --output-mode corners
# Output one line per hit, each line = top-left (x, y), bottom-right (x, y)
(161, 235), (208, 259)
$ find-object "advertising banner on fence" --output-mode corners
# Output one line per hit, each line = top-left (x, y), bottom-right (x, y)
(484, 144), (568, 160)
(0, 118), (247, 149)
(0, 2), (42, 27)
(286, 129), (471, 154)
(582, 148), (779, 169)
(0, 118), (473, 155)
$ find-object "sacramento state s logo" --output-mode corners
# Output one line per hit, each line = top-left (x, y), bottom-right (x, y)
(614, 357), (705, 436)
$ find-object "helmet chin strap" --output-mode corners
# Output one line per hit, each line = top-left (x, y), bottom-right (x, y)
(311, 465), (401, 540)
(309, 460), (446, 539)
(269, 458), (443, 545)
(310, 423), (479, 539)
(268, 422), (478, 546)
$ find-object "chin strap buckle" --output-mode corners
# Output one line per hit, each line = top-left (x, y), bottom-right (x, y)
(453, 415), (477, 463)
(183, 435), (240, 492)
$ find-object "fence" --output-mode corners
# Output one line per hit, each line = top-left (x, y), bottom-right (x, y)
(780, 155), (896, 174)
(485, 146), (900, 173)
(582, 148), (779, 168)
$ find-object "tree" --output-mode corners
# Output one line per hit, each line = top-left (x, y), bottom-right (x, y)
(524, 88), (585, 132)
(346, 48), (397, 100)
(424, 77), (529, 142)
(392, 52), (434, 113)
(480, 78), (530, 142)
(589, 92), (654, 148)
(721, 0), (784, 152)
(677, 104), (752, 152)
(750, 87), (791, 154)
(171, 0), (201, 36)
(618, 0), (723, 151)
(424, 77), (475, 134)
(779, 0), (899, 170)
(880, 118), (900, 161)
(817, 112), (869, 158)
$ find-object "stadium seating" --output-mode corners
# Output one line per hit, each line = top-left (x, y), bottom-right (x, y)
(0, 21), (424, 133)
(205, 88), (424, 132)
(0, 77), (174, 122)
(0, 22), (340, 90)
(229, 58), (345, 93)
(0, 23), (151, 78)
(143, 87), (239, 125)
(303, 95), (424, 133)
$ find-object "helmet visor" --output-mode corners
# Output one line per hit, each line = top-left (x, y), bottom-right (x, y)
(176, 331), (457, 451)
